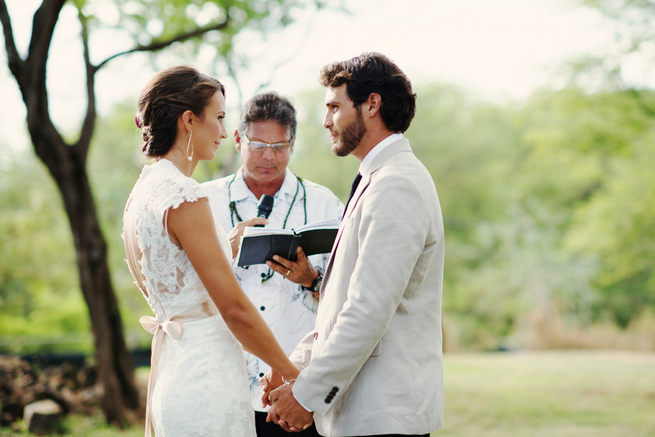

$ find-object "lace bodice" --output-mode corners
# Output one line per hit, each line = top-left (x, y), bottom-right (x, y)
(123, 159), (255, 436)
(122, 159), (232, 319)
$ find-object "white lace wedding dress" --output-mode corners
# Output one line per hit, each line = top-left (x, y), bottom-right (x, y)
(122, 159), (255, 437)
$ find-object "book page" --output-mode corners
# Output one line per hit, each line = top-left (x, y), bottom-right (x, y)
(294, 218), (340, 233)
(241, 226), (294, 237)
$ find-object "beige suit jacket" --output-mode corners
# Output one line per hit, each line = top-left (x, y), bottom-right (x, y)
(291, 137), (444, 437)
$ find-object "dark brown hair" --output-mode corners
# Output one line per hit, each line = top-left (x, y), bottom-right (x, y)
(136, 66), (225, 157)
(319, 52), (416, 133)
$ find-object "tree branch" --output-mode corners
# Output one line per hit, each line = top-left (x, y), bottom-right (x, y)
(95, 18), (230, 71)
(76, 7), (96, 155)
(26, 0), (65, 70)
(0, 0), (23, 84)
(23, 0), (67, 162)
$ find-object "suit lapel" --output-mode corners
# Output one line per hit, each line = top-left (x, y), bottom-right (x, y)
(320, 138), (413, 294)
(321, 173), (371, 288)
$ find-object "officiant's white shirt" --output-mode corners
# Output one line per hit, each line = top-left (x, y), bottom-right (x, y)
(203, 168), (343, 411)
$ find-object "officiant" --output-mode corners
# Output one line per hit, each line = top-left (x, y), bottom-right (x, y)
(203, 92), (343, 437)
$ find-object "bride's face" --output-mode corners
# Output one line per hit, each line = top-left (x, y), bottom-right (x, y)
(193, 91), (228, 161)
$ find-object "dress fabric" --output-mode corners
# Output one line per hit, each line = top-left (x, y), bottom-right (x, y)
(122, 159), (255, 437)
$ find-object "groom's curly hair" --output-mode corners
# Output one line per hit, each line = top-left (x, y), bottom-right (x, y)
(319, 52), (416, 133)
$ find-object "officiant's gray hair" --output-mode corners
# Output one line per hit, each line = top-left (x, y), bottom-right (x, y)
(238, 92), (297, 141)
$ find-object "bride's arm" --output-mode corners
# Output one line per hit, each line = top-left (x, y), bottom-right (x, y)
(166, 197), (299, 381)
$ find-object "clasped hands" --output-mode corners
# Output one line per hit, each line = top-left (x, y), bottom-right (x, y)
(260, 371), (314, 432)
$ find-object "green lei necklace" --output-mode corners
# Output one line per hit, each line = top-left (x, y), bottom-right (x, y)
(227, 172), (307, 282)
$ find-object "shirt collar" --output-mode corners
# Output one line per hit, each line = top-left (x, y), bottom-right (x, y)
(231, 167), (298, 202)
(359, 133), (403, 176)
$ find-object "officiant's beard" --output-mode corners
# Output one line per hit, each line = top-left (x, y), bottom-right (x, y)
(333, 108), (367, 157)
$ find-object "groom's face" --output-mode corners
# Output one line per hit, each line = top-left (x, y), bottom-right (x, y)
(323, 85), (366, 157)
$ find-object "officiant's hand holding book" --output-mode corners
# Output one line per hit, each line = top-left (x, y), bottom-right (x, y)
(235, 218), (340, 267)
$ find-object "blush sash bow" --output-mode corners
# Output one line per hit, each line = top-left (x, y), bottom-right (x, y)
(138, 300), (219, 437)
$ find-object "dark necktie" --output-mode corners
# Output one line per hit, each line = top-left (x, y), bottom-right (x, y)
(343, 172), (362, 216)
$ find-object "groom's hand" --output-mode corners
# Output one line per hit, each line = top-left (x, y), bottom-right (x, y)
(267, 384), (313, 432)
(260, 371), (283, 407)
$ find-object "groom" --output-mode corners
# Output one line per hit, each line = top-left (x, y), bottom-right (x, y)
(263, 52), (445, 437)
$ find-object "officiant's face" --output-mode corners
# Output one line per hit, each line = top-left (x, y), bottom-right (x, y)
(235, 120), (294, 187)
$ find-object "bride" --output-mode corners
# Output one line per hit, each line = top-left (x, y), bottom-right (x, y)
(122, 66), (304, 436)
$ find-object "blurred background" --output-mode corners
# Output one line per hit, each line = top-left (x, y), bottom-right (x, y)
(1, 0), (653, 435)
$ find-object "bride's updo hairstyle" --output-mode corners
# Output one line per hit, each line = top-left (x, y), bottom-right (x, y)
(136, 66), (225, 157)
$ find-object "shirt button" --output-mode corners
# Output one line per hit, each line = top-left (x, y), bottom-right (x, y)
(259, 372), (265, 377)
(260, 306), (266, 311)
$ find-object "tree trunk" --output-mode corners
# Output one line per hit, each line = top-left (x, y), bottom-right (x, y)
(2, 0), (307, 426)
(34, 134), (139, 425)
(0, 0), (140, 424)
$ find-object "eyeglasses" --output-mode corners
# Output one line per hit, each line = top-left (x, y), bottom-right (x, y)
(243, 134), (293, 152)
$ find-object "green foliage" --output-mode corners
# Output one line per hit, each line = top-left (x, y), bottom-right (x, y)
(2, 80), (654, 352)
(517, 88), (655, 328)
(582, 0), (655, 51)
(75, 0), (342, 78)
(0, 153), (91, 353)
(565, 130), (655, 326)
(577, 1), (655, 91)
(407, 84), (653, 346)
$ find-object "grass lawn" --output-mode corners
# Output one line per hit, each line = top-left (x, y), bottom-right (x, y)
(2, 351), (653, 436)
(439, 350), (655, 436)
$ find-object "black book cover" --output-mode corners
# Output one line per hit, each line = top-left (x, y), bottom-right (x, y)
(235, 219), (339, 267)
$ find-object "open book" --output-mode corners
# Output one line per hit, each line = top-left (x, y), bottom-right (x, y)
(235, 218), (340, 267)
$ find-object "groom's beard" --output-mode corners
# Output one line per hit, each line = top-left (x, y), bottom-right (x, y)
(333, 108), (367, 157)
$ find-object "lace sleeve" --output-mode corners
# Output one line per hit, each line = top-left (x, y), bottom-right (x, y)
(131, 163), (211, 302)
(152, 171), (207, 214)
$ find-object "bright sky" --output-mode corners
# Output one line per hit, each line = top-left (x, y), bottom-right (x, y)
(1, 0), (618, 154)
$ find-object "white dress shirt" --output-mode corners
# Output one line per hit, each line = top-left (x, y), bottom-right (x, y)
(359, 133), (403, 176)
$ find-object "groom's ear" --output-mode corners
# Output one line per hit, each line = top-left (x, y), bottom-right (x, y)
(364, 93), (382, 118)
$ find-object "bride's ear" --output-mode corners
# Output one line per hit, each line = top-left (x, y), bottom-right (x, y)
(181, 109), (194, 133)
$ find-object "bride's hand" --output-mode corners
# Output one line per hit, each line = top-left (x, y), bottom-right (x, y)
(260, 370), (283, 407)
